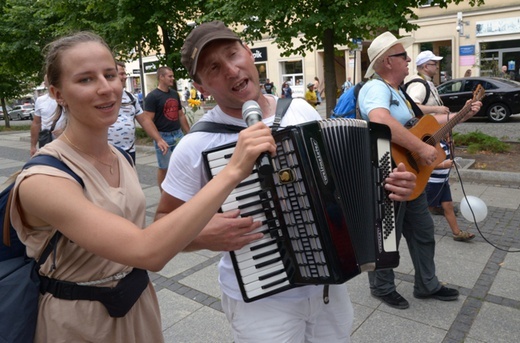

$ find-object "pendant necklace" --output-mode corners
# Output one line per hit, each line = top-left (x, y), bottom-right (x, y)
(62, 133), (116, 174)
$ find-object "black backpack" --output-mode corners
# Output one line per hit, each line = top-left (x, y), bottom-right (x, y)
(403, 78), (431, 105)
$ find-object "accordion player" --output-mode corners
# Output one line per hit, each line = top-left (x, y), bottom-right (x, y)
(203, 118), (398, 302)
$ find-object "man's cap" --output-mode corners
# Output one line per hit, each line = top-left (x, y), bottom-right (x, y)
(181, 21), (241, 79)
(416, 50), (443, 66)
(307, 83), (314, 88)
(365, 31), (414, 78)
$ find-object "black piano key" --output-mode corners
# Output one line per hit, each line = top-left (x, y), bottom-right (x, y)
(251, 239), (277, 252)
(258, 268), (286, 281)
(255, 256), (282, 269)
(260, 276), (290, 289)
(253, 247), (280, 259)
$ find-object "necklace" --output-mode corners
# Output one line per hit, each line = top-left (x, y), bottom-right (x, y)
(62, 133), (117, 174)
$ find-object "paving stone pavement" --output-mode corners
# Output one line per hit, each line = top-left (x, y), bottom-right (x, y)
(1, 116), (519, 342)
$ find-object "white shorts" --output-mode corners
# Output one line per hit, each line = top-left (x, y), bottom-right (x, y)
(221, 284), (353, 343)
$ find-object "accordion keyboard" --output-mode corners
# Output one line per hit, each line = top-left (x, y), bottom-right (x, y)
(205, 146), (291, 301)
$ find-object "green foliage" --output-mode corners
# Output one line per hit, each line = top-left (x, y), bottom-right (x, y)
(0, 124), (31, 132)
(454, 131), (510, 154)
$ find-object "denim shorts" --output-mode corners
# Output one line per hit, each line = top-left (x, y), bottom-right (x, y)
(154, 129), (184, 169)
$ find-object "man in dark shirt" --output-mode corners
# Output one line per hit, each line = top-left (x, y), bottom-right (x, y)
(143, 66), (190, 191)
(263, 78), (275, 94)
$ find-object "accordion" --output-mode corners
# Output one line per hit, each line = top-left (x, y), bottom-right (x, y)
(203, 119), (398, 302)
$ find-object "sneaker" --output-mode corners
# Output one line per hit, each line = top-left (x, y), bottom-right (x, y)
(453, 230), (475, 242)
(373, 291), (409, 309)
(414, 286), (459, 301)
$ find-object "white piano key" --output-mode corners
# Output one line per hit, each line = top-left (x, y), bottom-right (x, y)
(241, 261), (287, 285)
(238, 252), (282, 270)
(245, 279), (291, 300)
(234, 241), (279, 262)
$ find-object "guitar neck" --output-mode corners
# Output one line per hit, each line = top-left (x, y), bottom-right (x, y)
(431, 85), (484, 144)
(431, 103), (471, 144)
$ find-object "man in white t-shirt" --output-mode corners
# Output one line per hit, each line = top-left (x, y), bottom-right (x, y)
(155, 21), (416, 343)
(30, 77), (66, 156)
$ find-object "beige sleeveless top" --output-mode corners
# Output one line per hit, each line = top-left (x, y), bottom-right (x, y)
(10, 140), (163, 343)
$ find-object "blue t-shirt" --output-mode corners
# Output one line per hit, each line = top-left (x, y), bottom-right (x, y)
(358, 79), (413, 125)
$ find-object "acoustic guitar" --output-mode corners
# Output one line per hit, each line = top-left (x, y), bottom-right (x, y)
(392, 84), (485, 200)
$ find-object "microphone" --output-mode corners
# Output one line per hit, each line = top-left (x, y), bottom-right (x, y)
(242, 100), (274, 175)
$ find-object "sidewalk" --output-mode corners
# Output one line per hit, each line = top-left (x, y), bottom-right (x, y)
(1, 125), (520, 342)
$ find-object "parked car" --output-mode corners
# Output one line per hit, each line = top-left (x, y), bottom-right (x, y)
(0, 105), (12, 120)
(437, 77), (520, 123)
(8, 104), (34, 120)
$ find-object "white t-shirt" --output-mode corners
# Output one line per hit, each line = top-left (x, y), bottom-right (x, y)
(162, 96), (325, 301)
(405, 73), (444, 110)
(34, 93), (66, 132)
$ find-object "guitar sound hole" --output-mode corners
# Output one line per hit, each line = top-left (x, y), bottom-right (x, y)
(407, 152), (419, 173)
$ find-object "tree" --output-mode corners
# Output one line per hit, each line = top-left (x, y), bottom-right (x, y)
(201, 0), (485, 116)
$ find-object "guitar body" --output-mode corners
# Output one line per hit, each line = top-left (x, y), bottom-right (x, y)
(391, 114), (446, 200)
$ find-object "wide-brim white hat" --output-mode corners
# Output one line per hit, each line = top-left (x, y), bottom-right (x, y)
(365, 31), (414, 78)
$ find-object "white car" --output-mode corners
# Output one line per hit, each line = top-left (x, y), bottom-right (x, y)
(8, 104), (34, 120)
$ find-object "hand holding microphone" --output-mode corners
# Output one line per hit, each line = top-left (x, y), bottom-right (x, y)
(242, 100), (274, 175)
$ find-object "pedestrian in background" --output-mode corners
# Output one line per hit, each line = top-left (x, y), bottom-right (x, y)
(314, 76), (322, 105)
(142, 66), (190, 191)
(305, 82), (318, 108)
(30, 76), (66, 156)
(426, 141), (475, 242)
(107, 61), (163, 163)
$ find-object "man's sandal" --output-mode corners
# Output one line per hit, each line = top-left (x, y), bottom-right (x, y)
(453, 230), (475, 242)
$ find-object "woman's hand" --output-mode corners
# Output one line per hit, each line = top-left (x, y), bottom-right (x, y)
(226, 122), (276, 183)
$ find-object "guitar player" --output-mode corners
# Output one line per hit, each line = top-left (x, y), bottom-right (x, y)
(358, 32), (482, 310)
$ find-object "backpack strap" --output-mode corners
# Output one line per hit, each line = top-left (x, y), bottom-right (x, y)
(403, 78), (430, 105)
(400, 86), (424, 119)
(24, 155), (85, 187)
(112, 145), (134, 166)
(124, 90), (137, 108)
(188, 98), (292, 134)
(189, 122), (244, 134)
(271, 98), (292, 132)
(4, 155), (86, 267)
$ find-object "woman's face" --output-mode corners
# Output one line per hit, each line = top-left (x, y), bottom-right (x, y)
(50, 41), (122, 129)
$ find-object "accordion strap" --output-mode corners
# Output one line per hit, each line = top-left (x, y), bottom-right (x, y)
(188, 98), (292, 134)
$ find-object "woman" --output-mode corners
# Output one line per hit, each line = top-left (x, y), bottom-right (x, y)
(10, 32), (275, 342)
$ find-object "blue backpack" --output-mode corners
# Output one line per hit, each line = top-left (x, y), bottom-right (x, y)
(331, 82), (365, 119)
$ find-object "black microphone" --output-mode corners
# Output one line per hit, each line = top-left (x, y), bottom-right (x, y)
(242, 100), (274, 175)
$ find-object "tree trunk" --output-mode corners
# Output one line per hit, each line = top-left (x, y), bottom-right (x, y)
(322, 28), (337, 118)
(1, 97), (11, 128)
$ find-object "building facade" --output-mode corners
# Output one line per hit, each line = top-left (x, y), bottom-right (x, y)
(124, 1), (520, 98)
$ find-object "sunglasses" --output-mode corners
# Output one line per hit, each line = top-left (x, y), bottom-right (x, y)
(388, 51), (408, 60)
